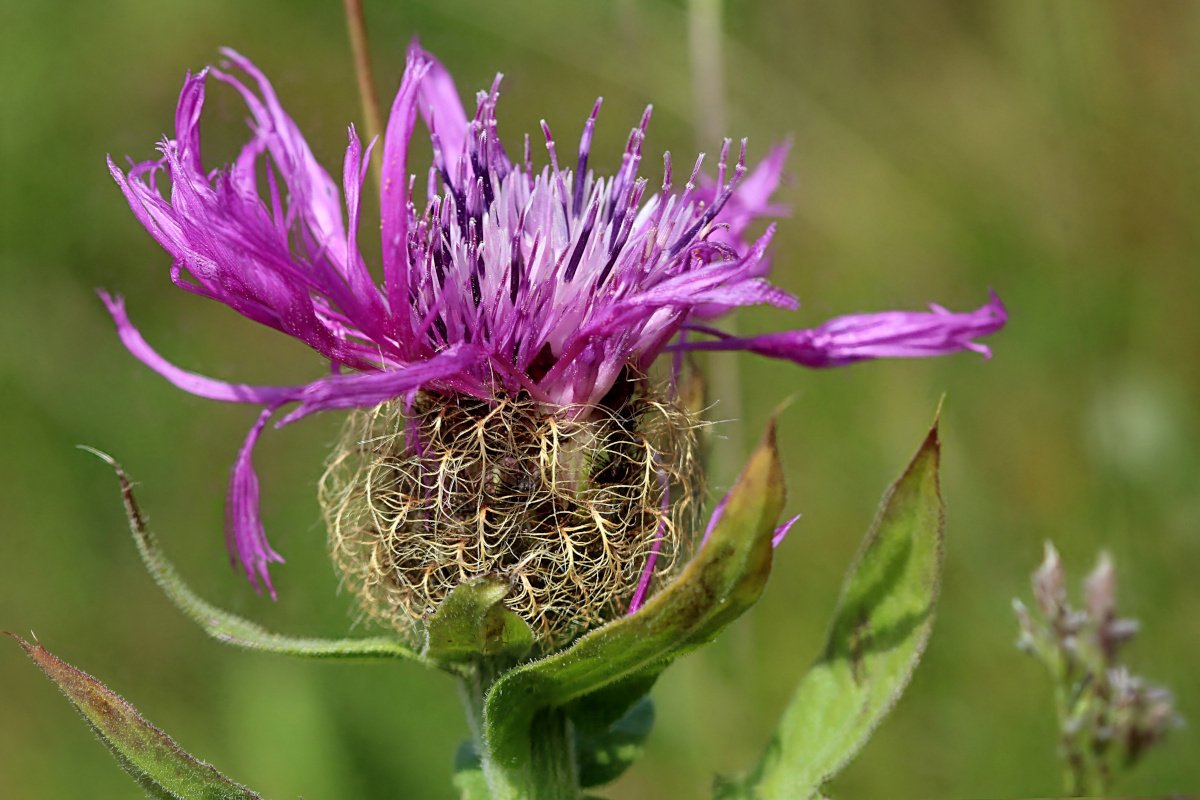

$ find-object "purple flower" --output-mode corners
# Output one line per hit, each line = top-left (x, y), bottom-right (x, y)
(105, 44), (1005, 596)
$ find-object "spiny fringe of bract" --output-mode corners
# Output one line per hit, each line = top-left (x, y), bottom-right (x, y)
(320, 389), (703, 649)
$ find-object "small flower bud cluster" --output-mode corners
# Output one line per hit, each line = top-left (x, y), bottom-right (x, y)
(1013, 543), (1181, 795)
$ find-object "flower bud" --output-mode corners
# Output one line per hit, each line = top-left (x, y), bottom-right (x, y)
(1084, 552), (1116, 622)
(320, 381), (702, 650)
(1032, 541), (1066, 619)
(1085, 552), (1145, 663)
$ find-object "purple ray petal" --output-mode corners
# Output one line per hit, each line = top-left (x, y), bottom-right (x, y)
(678, 291), (1007, 367)
(408, 40), (470, 173)
(215, 49), (350, 274)
(99, 291), (303, 404)
(381, 48), (432, 327)
(110, 67), (380, 367)
(277, 343), (487, 425)
(700, 493), (730, 550)
(626, 470), (671, 614)
(227, 404), (286, 596)
(772, 513), (802, 548)
(712, 140), (790, 244)
(338, 126), (390, 338)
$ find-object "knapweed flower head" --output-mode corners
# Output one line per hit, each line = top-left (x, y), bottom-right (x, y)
(105, 43), (1005, 645)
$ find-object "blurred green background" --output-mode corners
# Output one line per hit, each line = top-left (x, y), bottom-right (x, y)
(3, 1), (1198, 797)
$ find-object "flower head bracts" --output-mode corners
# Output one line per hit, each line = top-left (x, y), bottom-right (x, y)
(106, 43), (1005, 594)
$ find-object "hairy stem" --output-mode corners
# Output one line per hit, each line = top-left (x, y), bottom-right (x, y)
(458, 668), (487, 755)
(458, 666), (515, 799)
(459, 661), (580, 800)
(529, 707), (579, 800)
(342, 0), (384, 186)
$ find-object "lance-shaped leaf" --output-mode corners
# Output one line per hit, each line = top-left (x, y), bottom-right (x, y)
(480, 421), (785, 797)
(423, 576), (535, 662)
(81, 447), (422, 664)
(740, 418), (944, 799)
(8, 633), (260, 799)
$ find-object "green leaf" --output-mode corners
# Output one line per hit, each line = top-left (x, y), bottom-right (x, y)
(8, 632), (261, 799)
(563, 672), (658, 734)
(575, 695), (655, 788)
(742, 418), (944, 800)
(82, 447), (422, 664)
(480, 420), (786, 798)
(423, 576), (535, 663)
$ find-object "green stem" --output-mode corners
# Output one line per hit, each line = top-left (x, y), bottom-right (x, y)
(342, 0), (384, 188)
(529, 707), (579, 800)
(458, 667), (487, 754)
(687, 0), (745, 496)
(458, 662), (580, 800)
(1053, 662), (1106, 797)
(1052, 678), (1081, 796)
(458, 666), (514, 799)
